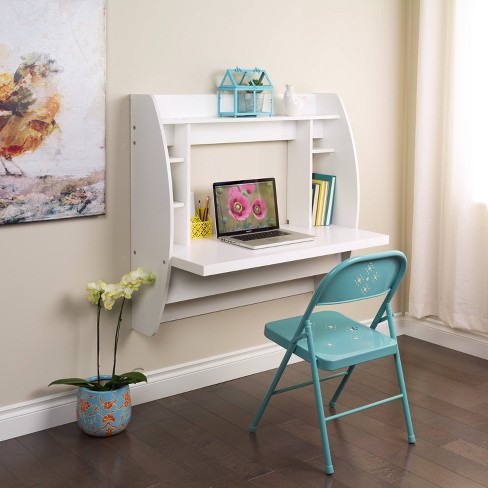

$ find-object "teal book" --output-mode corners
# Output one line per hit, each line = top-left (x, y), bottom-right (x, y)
(312, 173), (336, 225)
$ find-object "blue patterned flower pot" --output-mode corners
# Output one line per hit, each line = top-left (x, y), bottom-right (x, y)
(76, 375), (131, 437)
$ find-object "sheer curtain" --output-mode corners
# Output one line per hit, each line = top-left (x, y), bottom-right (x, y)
(408, 0), (488, 333)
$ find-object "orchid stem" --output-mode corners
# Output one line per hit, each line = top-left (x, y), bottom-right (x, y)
(97, 298), (102, 385)
(112, 297), (126, 377)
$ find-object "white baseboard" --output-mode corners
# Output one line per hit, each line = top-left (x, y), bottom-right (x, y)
(400, 315), (488, 360)
(0, 343), (299, 442)
(1, 315), (485, 442)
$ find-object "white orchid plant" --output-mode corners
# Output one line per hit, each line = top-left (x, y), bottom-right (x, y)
(50, 267), (155, 391)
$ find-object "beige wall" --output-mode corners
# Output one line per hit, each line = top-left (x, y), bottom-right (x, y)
(0, 0), (407, 407)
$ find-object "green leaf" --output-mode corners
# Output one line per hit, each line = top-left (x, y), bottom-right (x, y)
(119, 371), (148, 382)
(50, 371), (147, 391)
(49, 378), (96, 388)
(49, 377), (110, 391)
(107, 371), (147, 388)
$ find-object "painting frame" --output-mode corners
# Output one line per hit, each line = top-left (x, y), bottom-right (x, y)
(0, 0), (106, 225)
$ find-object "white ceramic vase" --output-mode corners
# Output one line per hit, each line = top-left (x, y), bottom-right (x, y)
(282, 84), (303, 115)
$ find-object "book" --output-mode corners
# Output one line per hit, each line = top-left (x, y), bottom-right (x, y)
(312, 178), (328, 226)
(312, 173), (336, 225)
(312, 179), (322, 225)
(324, 175), (336, 225)
(311, 183), (319, 224)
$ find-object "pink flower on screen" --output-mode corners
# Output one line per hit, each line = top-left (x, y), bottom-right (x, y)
(228, 191), (251, 221)
(251, 199), (267, 219)
(239, 183), (256, 194)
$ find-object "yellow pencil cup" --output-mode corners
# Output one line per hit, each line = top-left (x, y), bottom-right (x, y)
(190, 216), (213, 239)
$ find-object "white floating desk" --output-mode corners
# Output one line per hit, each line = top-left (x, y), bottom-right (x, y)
(130, 93), (389, 335)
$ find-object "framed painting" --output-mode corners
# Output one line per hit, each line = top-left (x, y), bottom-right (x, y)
(0, 0), (106, 225)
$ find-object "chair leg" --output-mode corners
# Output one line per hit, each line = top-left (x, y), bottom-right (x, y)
(310, 358), (334, 474)
(249, 347), (294, 433)
(329, 365), (355, 408)
(393, 351), (416, 444)
(305, 320), (334, 474)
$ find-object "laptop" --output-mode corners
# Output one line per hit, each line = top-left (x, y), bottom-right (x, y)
(212, 177), (316, 250)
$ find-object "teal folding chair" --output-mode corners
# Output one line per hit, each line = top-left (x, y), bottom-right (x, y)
(249, 251), (416, 475)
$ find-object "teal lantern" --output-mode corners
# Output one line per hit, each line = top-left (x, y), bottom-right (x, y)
(218, 67), (273, 117)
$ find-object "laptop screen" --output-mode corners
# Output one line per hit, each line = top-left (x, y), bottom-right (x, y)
(213, 178), (280, 237)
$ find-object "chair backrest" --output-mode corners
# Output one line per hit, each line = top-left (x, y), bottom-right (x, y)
(310, 251), (407, 309)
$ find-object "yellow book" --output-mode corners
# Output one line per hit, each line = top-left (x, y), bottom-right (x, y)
(312, 179), (328, 225)
(312, 183), (319, 224)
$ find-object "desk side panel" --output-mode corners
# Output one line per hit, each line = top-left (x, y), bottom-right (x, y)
(313, 94), (359, 228)
(130, 95), (172, 336)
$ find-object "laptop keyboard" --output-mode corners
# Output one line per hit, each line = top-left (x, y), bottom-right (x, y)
(233, 230), (289, 241)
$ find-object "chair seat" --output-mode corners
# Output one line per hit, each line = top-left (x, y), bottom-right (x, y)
(265, 310), (398, 370)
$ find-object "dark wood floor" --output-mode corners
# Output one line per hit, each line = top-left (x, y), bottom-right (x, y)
(1, 336), (488, 487)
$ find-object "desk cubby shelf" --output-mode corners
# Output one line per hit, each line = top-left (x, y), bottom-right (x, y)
(130, 93), (388, 335)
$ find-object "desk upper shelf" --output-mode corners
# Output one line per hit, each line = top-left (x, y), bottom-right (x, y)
(159, 114), (341, 124)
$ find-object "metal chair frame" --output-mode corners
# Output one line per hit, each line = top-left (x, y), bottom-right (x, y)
(249, 251), (416, 475)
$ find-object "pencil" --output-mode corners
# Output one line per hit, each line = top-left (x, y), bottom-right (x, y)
(202, 196), (209, 221)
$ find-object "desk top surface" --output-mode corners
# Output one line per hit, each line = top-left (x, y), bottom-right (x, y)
(172, 225), (389, 276)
